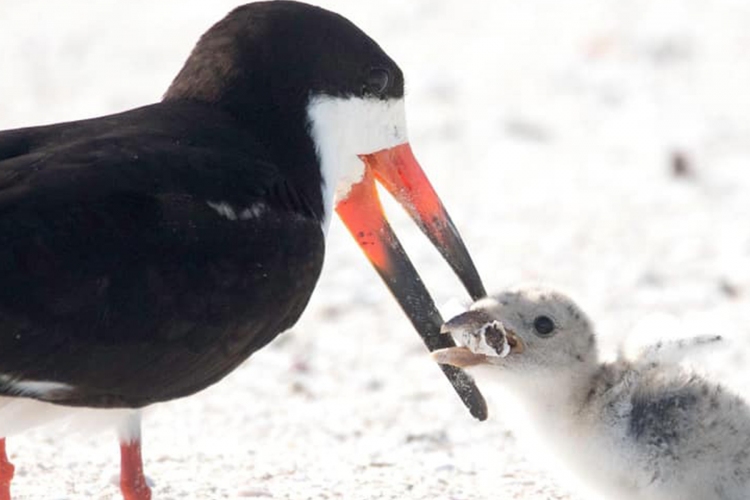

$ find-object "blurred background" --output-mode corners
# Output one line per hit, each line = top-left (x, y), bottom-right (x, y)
(1, 1), (749, 498)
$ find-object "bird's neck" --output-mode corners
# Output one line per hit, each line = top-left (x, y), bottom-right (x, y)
(164, 41), (328, 225)
(504, 362), (601, 425)
(481, 364), (601, 486)
(163, 92), (328, 225)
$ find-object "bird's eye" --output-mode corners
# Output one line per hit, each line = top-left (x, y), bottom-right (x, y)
(533, 315), (556, 337)
(363, 67), (390, 96)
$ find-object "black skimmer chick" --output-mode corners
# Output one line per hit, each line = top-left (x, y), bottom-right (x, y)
(0, 2), (488, 498)
(434, 286), (750, 500)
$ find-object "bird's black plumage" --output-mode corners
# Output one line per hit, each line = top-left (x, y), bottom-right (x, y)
(0, 0), (405, 408)
(0, 100), (324, 408)
(0, 5), (491, 499)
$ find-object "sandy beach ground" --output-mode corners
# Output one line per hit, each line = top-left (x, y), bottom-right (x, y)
(1, 0), (750, 498)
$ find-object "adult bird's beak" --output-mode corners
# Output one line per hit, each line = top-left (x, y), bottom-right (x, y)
(335, 142), (488, 421)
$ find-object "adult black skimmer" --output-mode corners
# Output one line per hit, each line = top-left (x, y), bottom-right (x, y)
(435, 286), (748, 500)
(0, 2), (486, 499)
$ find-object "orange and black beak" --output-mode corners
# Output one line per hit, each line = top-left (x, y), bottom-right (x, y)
(335, 142), (488, 421)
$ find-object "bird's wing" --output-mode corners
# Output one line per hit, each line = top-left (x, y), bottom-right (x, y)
(619, 313), (725, 367)
(0, 103), (324, 406)
(625, 335), (725, 367)
(627, 381), (704, 455)
(0, 105), (285, 211)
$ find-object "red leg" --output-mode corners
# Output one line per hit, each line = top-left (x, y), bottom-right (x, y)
(0, 438), (14, 500)
(118, 413), (151, 500)
(119, 439), (151, 500)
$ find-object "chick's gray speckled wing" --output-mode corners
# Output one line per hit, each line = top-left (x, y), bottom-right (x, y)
(610, 366), (750, 491)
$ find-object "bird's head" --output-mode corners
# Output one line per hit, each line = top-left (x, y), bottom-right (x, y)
(166, 1), (484, 300)
(434, 287), (599, 380)
(165, 1), (487, 418)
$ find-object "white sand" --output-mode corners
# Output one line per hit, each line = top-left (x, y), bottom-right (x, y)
(1, 0), (749, 498)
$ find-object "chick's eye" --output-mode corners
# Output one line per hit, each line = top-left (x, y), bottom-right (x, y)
(533, 315), (555, 337)
(363, 67), (390, 96)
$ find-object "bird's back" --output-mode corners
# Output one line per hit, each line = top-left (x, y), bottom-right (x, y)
(579, 361), (750, 500)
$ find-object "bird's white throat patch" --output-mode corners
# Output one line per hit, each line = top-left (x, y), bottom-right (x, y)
(306, 94), (408, 231)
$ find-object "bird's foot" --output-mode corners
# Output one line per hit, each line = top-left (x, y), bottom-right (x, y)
(120, 479), (152, 500)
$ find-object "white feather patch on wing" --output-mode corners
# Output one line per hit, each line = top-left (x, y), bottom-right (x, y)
(239, 202), (267, 220)
(207, 201), (238, 220)
(0, 376), (73, 398)
(207, 201), (268, 221)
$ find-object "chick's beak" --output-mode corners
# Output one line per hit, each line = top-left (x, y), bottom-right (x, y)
(433, 310), (524, 368)
(335, 142), (488, 421)
(432, 347), (489, 368)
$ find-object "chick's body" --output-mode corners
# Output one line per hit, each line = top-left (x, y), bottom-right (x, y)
(436, 287), (750, 500)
